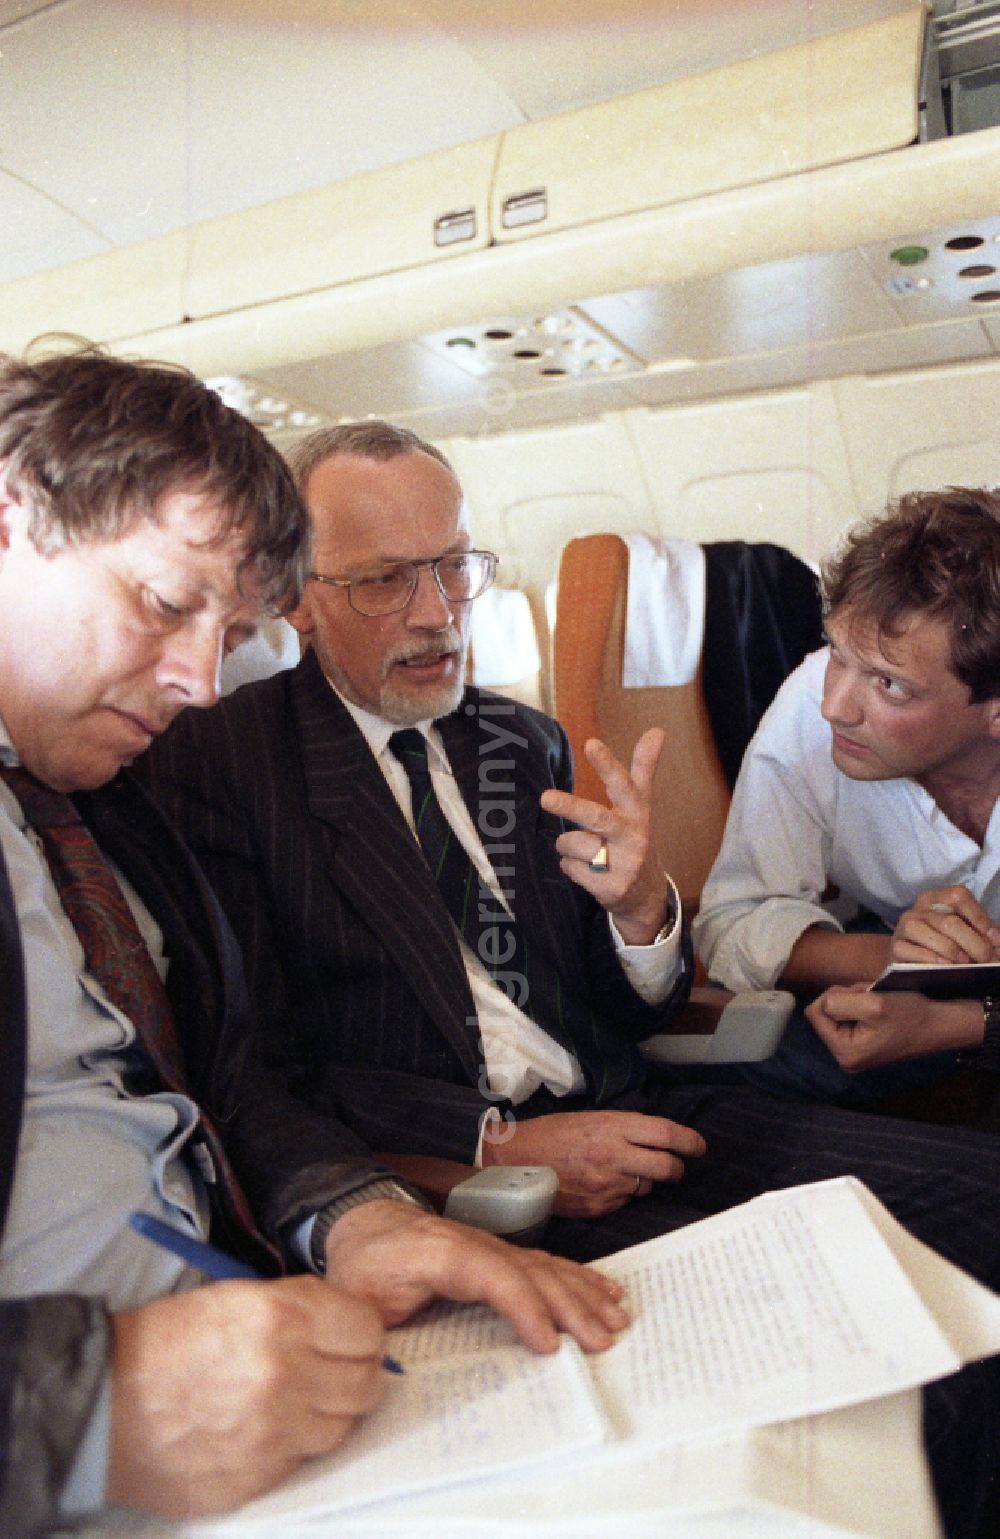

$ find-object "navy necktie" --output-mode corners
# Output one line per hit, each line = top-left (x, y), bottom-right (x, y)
(389, 729), (489, 949)
(1, 763), (281, 1271)
(387, 730), (617, 1100)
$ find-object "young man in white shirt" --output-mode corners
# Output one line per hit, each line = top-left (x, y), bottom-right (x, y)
(694, 487), (1000, 1089)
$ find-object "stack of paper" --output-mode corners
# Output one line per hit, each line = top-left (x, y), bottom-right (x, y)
(189, 1177), (1000, 1539)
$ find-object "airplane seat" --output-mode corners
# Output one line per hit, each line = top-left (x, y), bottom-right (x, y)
(221, 614), (302, 696)
(467, 583), (545, 712)
(552, 532), (730, 920)
(552, 530), (825, 1064)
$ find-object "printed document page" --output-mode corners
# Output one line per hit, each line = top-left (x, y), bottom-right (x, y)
(195, 1391), (937, 1539)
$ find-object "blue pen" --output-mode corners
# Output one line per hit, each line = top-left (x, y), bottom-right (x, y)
(129, 1212), (404, 1374)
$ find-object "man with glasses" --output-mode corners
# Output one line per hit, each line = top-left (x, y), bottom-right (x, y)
(0, 371), (633, 1534)
(137, 416), (1000, 1518)
(141, 420), (706, 1227)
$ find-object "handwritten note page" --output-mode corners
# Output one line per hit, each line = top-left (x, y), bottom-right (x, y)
(206, 1337), (609, 1530)
(262, 1393), (938, 1539)
(190, 1178), (998, 1537)
(593, 1178), (959, 1441)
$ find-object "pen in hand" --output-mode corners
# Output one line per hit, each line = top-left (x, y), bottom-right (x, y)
(129, 1211), (404, 1374)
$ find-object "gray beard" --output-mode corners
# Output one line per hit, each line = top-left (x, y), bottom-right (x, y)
(378, 667), (465, 725)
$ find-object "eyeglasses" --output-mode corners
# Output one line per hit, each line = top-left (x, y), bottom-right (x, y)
(309, 550), (498, 616)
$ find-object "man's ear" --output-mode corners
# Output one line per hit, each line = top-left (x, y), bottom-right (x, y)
(985, 697), (1000, 740)
(285, 594), (315, 638)
(0, 467), (25, 552)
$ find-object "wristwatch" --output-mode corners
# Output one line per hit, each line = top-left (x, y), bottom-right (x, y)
(309, 1179), (430, 1275)
(978, 997), (1000, 1075)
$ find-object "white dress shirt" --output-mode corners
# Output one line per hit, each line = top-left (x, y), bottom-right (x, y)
(693, 648), (1000, 992)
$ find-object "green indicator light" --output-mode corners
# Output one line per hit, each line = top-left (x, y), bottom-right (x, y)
(890, 245), (929, 266)
(446, 336), (476, 349)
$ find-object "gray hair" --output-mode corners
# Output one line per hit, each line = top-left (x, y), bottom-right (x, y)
(284, 420), (454, 496)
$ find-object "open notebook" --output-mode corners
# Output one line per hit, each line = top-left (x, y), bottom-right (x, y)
(189, 1177), (1000, 1539)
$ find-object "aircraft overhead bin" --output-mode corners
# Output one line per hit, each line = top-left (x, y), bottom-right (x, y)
(1, 2), (998, 381)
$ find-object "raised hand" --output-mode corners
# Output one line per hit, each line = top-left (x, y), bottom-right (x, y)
(540, 728), (672, 945)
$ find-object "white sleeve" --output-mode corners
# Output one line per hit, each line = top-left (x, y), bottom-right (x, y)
(692, 658), (844, 992)
(609, 875), (684, 1005)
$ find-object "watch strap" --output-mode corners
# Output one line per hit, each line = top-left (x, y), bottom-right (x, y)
(309, 1179), (429, 1274)
(979, 996), (1000, 1075)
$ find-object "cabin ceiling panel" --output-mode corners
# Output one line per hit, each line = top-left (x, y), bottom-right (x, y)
(0, 0), (925, 290)
(418, 0), (920, 121)
(0, 0), (190, 259)
(1, 0), (993, 427)
(252, 338), (492, 422)
(619, 315), (995, 410)
(578, 250), (905, 368)
(0, 0), (525, 283)
(0, 170), (106, 284)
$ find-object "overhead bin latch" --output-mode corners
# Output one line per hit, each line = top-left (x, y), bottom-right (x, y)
(501, 188), (548, 229)
(433, 208), (478, 247)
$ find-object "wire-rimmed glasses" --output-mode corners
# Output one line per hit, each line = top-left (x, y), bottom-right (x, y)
(309, 550), (498, 616)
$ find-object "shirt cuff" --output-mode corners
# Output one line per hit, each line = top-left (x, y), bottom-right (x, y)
(609, 876), (683, 1005)
(475, 1104), (514, 1168)
(57, 1373), (110, 1519)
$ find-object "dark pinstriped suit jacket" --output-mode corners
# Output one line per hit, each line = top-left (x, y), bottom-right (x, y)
(139, 649), (692, 1162)
(0, 770), (380, 1252)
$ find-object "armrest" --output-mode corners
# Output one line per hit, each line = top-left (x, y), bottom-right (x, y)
(641, 987), (795, 1065)
(376, 1154), (558, 1239)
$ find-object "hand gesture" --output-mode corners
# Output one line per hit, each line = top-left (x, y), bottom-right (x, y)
(540, 728), (671, 945)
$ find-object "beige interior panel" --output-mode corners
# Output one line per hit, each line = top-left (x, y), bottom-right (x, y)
(490, 7), (925, 243)
(888, 441), (1000, 496)
(580, 251), (908, 367)
(627, 387), (857, 562)
(831, 355), (1000, 511)
(186, 135), (499, 318)
(110, 123), (1000, 381)
(447, 414), (653, 575)
(0, 231), (191, 355)
(620, 318), (996, 417)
